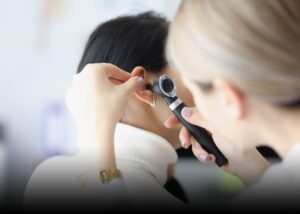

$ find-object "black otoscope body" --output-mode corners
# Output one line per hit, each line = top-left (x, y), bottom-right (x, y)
(152, 75), (228, 167)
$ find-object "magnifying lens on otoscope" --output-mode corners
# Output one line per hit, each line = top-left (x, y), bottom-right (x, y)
(151, 75), (228, 167)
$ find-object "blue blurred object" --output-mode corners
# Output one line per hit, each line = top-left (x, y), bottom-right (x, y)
(42, 102), (76, 158)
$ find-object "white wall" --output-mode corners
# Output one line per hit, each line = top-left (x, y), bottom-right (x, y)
(0, 0), (180, 207)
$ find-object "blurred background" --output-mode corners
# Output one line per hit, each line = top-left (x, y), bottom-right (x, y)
(0, 0), (185, 209)
(2, 0), (280, 210)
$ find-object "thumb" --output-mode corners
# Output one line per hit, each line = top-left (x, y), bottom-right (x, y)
(119, 76), (145, 95)
(181, 107), (203, 126)
(181, 107), (215, 134)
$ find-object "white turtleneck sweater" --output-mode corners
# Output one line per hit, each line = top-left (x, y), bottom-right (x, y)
(24, 123), (184, 208)
(24, 122), (300, 209)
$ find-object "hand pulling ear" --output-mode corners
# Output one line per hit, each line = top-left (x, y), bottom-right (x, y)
(131, 66), (156, 107)
(131, 66), (145, 79)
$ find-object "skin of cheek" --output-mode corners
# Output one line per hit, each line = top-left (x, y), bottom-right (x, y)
(182, 76), (251, 151)
(181, 76), (210, 116)
(181, 76), (227, 134)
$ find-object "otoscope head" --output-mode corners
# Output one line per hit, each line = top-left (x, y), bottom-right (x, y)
(152, 75), (177, 98)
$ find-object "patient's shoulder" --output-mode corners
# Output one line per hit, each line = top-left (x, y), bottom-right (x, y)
(24, 155), (79, 205)
(35, 155), (73, 172)
(36, 155), (73, 172)
(28, 155), (77, 186)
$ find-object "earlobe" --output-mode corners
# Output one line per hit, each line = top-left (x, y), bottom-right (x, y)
(213, 78), (245, 119)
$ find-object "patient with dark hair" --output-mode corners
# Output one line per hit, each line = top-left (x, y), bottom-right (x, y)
(24, 12), (193, 210)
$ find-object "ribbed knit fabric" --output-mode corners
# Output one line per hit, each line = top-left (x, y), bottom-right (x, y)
(114, 123), (178, 185)
(112, 123), (182, 207)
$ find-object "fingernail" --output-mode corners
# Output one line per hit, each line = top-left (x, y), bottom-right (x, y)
(182, 107), (193, 118)
(198, 154), (207, 162)
(164, 121), (169, 128)
(207, 155), (215, 163)
(136, 77), (144, 87)
(180, 140), (186, 148)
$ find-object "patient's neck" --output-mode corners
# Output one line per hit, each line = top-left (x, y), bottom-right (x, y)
(123, 99), (167, 139)
(255, 103), (300, 158)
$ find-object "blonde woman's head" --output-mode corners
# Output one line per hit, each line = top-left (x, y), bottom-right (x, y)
(168, 0), (300, 150)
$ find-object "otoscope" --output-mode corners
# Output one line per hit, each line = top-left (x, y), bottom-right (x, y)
(152, 75), (228, 167)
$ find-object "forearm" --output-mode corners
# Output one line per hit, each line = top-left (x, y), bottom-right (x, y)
(93, 122), (117, 170)
(77, 122), (118, 170)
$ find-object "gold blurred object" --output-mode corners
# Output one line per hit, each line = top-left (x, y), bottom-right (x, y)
(99, 168), (122, 184)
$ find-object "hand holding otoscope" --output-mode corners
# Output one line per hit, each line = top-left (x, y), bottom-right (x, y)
(89, 68), (228, 167)
(152, 75), (228, 167)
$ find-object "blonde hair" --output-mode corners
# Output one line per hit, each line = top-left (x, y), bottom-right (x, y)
(168, 0), (300, 105)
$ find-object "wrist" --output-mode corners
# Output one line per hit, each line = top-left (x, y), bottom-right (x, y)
(90, 120), (118, 168)
(76, 117), (118, 165)
(77, 118), (117, 135)
(89, 115), (117, 129)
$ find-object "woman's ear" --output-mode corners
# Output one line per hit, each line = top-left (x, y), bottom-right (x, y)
(131, 66), (155, 107)
(212, 78), (245, 120)
(131, 66), (145, 79)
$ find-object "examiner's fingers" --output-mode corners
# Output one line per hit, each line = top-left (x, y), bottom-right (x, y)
(101, 63), (131, 82)
(164, 115), (181, 128)
(80, 63), (132, 86)
(181, 107), (203, 127)
(119, 76), (145, 96)
(179, 126), (192, 149)
(191, 139), (215, 164)
(179, 107), (218, 164)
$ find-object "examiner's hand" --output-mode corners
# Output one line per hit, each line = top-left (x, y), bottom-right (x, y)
(164, 107), (270, 186)
(65, 63), (144, 129)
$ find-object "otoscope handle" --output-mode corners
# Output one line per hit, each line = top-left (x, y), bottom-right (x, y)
(172, 102), (228, 167)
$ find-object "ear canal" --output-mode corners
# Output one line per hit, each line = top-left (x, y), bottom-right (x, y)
(145, 83), (153, 91)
